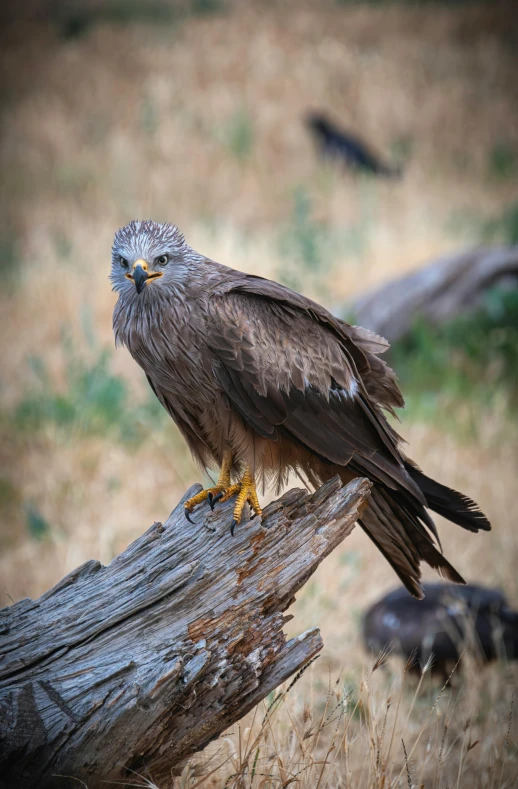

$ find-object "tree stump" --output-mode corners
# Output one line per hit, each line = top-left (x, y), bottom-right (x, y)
(0, 476), (371, 789)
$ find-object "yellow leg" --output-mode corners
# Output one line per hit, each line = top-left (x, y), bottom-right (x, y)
(184, 447), (232, 522)
(229, 466), (262, 536)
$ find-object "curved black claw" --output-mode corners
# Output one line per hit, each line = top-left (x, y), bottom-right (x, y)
(184, 508), (194, 524)
(230, 519), (238, 537)
(210, 492), (224, 509)
(207, 492), (215, 510)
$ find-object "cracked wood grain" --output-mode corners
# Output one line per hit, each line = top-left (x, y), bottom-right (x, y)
(0, 476), (371, 789)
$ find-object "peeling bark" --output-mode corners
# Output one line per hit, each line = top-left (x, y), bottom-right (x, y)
(0, 476), (371, 789)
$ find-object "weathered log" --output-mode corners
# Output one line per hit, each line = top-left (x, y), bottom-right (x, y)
(0, 476), (371, 789)
(347, 246), (518, 344)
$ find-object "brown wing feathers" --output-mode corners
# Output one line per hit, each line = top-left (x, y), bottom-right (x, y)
(207, 277), (490, 597)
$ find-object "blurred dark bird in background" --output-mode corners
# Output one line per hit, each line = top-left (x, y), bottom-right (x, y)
(363, 583), (518, 679)
(306, 112), (402, 178)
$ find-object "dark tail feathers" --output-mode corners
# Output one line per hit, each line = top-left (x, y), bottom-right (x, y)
(358, 486), (465, 599)
(405, 463), (491, 533)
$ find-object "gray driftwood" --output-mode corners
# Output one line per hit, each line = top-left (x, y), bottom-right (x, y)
(0, 476), (371, 789)
(347, 245), (518, 344)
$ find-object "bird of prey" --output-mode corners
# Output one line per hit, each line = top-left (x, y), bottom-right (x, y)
(306, 112), (401, 178)
(111, 220), (490, 598)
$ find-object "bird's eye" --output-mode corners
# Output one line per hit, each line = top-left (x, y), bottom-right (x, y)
(119, 256), (128, 268)
(155, 254), (168, 266)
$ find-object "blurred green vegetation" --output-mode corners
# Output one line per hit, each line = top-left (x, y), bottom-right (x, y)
(482, 201), (518, 246)
(0, 234), (18, 291)
(190, 0), (225, 13)
(51, 0), (176, 39)
(278, 187), (332, 290)
(277, 186), (370, 294)
(51, 0), (226, 39)
(488, 142), (518, 181)
(216, 108), (255, 162)
(7, 321), (166, 446)
(447, 198), (518, 248)
(25, 503), (51, 540)
(391, 286), (518, 435)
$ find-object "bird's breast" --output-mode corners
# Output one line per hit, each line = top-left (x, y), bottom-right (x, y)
(129, 316), (211, 401)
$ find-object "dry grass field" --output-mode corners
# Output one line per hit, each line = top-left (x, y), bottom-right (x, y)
(1, 1), (518, 786)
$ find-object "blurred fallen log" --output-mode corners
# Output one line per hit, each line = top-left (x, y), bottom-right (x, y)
(0, 476), (370, 789)
(348, 246), (518, 344)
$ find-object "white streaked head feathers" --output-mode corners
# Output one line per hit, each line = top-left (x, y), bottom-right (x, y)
(112, 220), (186, 263)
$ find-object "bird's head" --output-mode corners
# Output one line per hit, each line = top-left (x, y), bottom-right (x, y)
(305, 112), (331, 136)
(110, 219), (191, 296)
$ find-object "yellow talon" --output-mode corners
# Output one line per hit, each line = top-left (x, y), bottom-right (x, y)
(184, 447), (232, 521)
(183, 453), (262, 535)
(215, 483), (241, 503)
(184, 486), (223, 511)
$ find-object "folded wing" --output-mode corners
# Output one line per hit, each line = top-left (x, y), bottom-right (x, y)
(205, 275), (489, 597)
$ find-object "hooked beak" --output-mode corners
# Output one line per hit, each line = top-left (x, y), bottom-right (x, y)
(125, 259), (163, 295)
(132, 262), (148, 295)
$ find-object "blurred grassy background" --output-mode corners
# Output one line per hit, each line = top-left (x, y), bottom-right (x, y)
(1, 0), (518, 785)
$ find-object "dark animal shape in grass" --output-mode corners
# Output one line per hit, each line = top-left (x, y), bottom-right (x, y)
(362, 583), (518, 680)
(306, 112), (402, 178)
